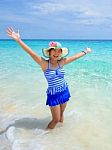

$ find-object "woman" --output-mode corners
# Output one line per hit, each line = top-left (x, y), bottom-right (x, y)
(7, 27), (92, 129)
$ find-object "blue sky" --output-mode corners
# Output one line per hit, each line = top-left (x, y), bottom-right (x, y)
(0, 0), (112, 39)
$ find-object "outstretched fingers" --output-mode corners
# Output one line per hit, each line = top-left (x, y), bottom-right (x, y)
(7, 27), (14, 34)
(7, 28), (12, 36)
(7, 31), (11, 36)
(6, 27), (20, 40)
(7, 27), (14, 32)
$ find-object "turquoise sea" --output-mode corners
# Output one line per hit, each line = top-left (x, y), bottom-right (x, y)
(0, 39), (112, 150)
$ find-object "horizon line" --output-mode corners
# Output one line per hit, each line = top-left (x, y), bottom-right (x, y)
(0, 38), (112, 41)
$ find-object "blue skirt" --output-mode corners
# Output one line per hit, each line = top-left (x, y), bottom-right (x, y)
(46, 87), (71, 106)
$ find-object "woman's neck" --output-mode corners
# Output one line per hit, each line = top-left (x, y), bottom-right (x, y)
(49, 59), (58, 64)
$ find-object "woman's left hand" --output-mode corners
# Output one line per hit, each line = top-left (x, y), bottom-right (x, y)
(85, 47), (92, 53)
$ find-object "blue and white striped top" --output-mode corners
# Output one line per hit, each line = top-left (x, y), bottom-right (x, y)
(44, 60), (68, 95)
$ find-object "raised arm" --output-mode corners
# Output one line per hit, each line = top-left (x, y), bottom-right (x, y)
(63, 48), (92, 65)
(7, 27), (43, 65)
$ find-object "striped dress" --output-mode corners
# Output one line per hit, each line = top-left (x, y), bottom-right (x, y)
(44, 60), (71, 106)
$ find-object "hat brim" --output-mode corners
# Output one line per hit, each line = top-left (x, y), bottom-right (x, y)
(42, 47), (69, 58)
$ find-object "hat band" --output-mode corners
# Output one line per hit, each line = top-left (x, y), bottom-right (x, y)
(50, 46), (62, 50)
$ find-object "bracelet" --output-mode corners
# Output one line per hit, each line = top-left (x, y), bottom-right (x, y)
(82, 51), (87, 55)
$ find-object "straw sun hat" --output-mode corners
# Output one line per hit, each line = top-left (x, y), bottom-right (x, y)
(42, 41), (69, 58)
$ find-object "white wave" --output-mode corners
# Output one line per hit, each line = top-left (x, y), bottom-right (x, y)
(12, 140), (22, 150)
(34, 128), (50, 136)
(5, 126), (15, 143)
(29, 142), (45, 150)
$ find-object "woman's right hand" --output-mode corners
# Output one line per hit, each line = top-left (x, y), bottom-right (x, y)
(7, 27), (20, 41)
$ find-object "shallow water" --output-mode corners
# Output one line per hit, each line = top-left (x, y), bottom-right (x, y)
(0, 40), (112, 150)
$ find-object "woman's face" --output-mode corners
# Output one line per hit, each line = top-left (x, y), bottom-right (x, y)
(49, 48), (62, 60)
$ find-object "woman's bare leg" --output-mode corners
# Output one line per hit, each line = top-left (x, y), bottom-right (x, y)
(47, 105), (61, 129)
(60, 102), (67, 123)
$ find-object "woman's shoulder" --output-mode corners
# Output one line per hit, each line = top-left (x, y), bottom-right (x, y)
(58, 58), (65, 67)
(40, 57), (49, 71)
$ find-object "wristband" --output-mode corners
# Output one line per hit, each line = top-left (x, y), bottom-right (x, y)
(82, 51), (87, 54)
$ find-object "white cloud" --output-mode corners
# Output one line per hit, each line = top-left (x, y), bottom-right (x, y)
(0, 14), (34, 23)
(29, 2), (112, 27)
(1, 0), (112, 27)
(31, 2), (66, 14)
(28, 1), (102, 17)
(28, 1), (105, 25)
(1, 0), (112, 39)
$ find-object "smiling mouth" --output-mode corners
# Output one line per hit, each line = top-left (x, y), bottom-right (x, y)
(53, 55), (59, 58)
